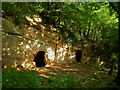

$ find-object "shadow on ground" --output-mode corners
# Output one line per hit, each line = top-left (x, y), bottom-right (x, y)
(30, 63), (96, 78)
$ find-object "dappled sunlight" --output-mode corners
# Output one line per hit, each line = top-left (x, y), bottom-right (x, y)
(2, 32), (76, 68)
(26, 44), (30, 49)
(2, 48), (6, 51)
(3, 40), (75, 69)
(57, 48), (64, 60)
(6, 48), (10, 51)
(62, 68), (79, 71)
(47, 47), (55, 61)
(33, 15), (42, 23)
(96, 56), (101, 64)
(17, 51), (20, 54)
(2, 2), (120, 88)
(18, 42), (24, 46)
(25, 16), (43, 25)
(49, 25), (57, 32)
(2, 13), (94, 71)
(56, 44), (71, 62)
(13, 61), (17, 67)
(8, 53), (10, 56)
(4, 65), (7, 68)
(87, 57), (90, 61)
(26, 34), (29, 36)
(21, 58), (34, 68)
(69, 55), (75, 59)
(26, 16), (34, 22)
(37, 44), (41, 48)
(39, 74), (50, 78)
(100, 61), (104, 66)
(22, 63), (97, 79)
(40, 24), (45, 30)
(57, 52), (64, 60)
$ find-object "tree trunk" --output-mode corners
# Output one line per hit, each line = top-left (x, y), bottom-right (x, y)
(86, 20), (91, 39)
(54, 43), (58, 64)
(71, 44), (73, 56)
(115, 3), (120, 85)
(83, 30), (86, 38)
(108, 64), (113, 75)
(109, 2), (120, 85)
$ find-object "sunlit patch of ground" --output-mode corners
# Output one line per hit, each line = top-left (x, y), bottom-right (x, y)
(25, 62), (97, 78)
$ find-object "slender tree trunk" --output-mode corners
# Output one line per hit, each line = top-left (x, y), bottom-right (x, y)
(93, 30), (97, 41)
(71, 44), (73, 56)
(54, 43), (57, 63)
(86, 20), (91, 39)
(108, 63), (113, 75)
(83, 30), (86, 38)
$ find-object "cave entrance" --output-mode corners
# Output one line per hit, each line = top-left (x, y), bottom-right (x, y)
(33, 51), (46, 67)
(76, 50), (82, 62)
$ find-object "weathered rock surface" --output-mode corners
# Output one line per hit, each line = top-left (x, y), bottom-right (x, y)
(2, 18), (75, 68)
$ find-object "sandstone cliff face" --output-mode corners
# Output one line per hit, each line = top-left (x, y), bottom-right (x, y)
(2, 18), (75, 68)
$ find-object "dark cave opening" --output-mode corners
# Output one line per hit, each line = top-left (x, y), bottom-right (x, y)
(76, 50), (82, 62)
(33, 51), (46, 67)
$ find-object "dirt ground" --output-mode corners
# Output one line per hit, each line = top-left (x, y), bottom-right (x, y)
(33, 63), (97, 78)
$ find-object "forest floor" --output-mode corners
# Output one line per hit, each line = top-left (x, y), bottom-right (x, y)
(34, 63), (97, 78)
(3, 62), (120, 88)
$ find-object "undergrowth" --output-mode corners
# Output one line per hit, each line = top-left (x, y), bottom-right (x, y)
(2, 68), (120, 89)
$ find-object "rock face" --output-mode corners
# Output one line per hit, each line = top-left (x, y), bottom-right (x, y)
(2, 18), (76, 68)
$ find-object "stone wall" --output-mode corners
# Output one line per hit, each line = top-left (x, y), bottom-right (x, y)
(2, 18), (75, 68)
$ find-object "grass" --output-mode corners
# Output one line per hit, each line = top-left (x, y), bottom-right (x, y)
(2, 68), (120, 89)
(88, 63), (105, 71)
